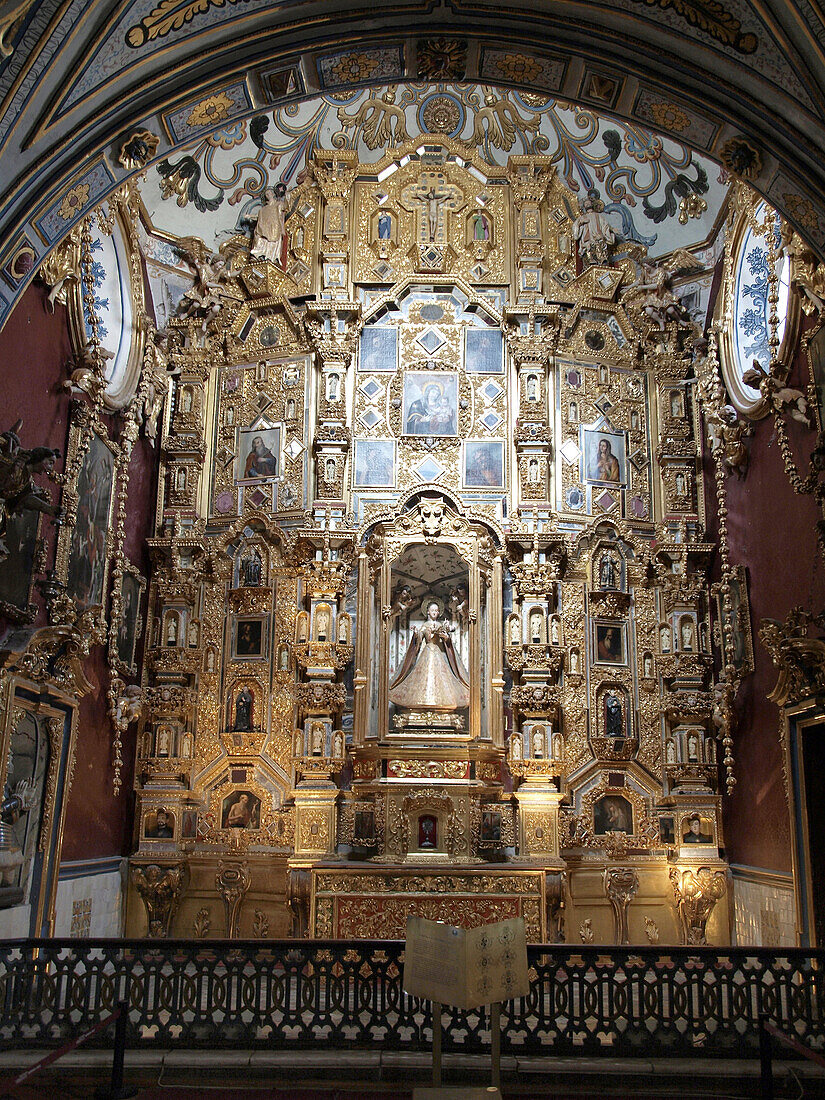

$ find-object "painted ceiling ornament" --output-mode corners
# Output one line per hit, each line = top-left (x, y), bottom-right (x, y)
(719, 136), (763, 180)
(336, 88), (409, 150)
(416, 37), (467, 82)
(573, 189), (618, 267)
(470, 90), (540, 151)
(678, 193), (707, 224)
(118, 129), (161, 171)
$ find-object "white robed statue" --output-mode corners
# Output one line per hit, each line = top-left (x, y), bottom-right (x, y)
(389, 600), (470, 715)
(251, 183), (288, 268)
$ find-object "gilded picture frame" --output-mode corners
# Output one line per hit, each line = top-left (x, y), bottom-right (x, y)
(56, 422), (118, 617)
(109, 561), (146, 677)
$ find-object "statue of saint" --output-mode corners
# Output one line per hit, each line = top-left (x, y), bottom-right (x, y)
(234, 687), (253, 732)
(389, 601), (470, 713)
(251, 183), (288, 267)
(242, 549), (262, 587)
(605, 693), (624, 738)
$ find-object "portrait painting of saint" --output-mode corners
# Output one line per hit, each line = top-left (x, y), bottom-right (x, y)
(235, 426), (280, 482)
(465, 327), (503, 373)
(233, 617), (265, 660)
(593, 795), (633, 835)
(594, 623), (624, 664)
(354, 440), (395, 488)
(221, 790), (261, 830)
(583, 429), (626, 485)
(360, 326), (397, 372)
(464, 441), (504, 488)
(66, 431), (115, 611)
(403, 373), (458, 437)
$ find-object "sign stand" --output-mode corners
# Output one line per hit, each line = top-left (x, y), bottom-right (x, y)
(404, 916), (527, 1100)
(432, 999), (442, 1087)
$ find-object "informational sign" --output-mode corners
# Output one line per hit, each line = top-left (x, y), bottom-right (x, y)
(403, 916), (529, 1010)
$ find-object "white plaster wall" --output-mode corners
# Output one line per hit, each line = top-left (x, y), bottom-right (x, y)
(732, 866), (796, 946)
(53, 858), (126, 938)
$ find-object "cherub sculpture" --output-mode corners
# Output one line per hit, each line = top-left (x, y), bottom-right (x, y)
(705, 404), (753, 478)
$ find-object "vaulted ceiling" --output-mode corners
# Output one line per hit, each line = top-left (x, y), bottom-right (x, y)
(1, 0), (824, 329)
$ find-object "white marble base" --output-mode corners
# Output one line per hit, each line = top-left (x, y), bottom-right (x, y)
(53, 857), (126, 938)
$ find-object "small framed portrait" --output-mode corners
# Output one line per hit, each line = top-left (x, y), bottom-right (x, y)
(593, 794), (633, 835)
(480, 808), (503, 845)
(353, 807), (376, 844)
(354, 439), (395, 488)
(582, 428), (626, 486)
(403, 372), (459, 436)
(681, 813), (715, 845)
(465, 327), (503, 374)
(464, 440), (505, 488)
(111, 563), (146, 675)
(360, 326), (397, 372)
(235, 426), (280, 482)
(658, 815), (676, 846)
(181, 809), (198, 840)
(593, 621), (625, 665)
(221, 790), (261, 829)
(233, 616), (267, 660)
(144, 808), (175, 840)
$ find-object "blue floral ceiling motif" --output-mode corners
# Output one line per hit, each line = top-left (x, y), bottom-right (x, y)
(141, 84), (728, 260)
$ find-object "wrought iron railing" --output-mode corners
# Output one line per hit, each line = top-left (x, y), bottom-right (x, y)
(0, 940), (822, 1057)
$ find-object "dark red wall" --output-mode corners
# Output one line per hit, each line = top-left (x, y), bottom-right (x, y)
(0, 282), (158, 860)
(708, 325), (825, 871)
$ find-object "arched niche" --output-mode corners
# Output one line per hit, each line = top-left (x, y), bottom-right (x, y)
(355, 493), (502, 745)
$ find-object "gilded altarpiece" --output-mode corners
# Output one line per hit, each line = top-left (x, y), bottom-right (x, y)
(125, 142), (730, 946)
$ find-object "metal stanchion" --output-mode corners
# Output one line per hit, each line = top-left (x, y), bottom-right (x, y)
(759, 1015), (773, 1100)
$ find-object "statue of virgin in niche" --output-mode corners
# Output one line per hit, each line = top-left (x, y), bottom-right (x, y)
(389, 600), (470, 713)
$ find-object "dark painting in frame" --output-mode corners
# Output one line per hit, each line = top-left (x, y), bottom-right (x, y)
(65, 428), (117, 612)
(111, 563), (146, 676)
(0, 509), (40, 622)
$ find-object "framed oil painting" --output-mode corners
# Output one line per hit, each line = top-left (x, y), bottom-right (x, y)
(354, 439), (395, 487)
(402, 372), (458, 436)
(0, 509), (40, 622)
(593, 794), (633, 835)
(221, 790), (261, 829)
(465, 327), (503, 374)
(63, 427), (117, 612)
(232, 615), (267, 661)
(235, 426), (280, 482)
(464, 440), (505, 488)
(360, 326), (397, 372)
(582, 428), (626, 486)
(111, 562), (146, 676)
(593, 621), (626, 665)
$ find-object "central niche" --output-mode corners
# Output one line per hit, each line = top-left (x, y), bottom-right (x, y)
(387, 543), (471, 735)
